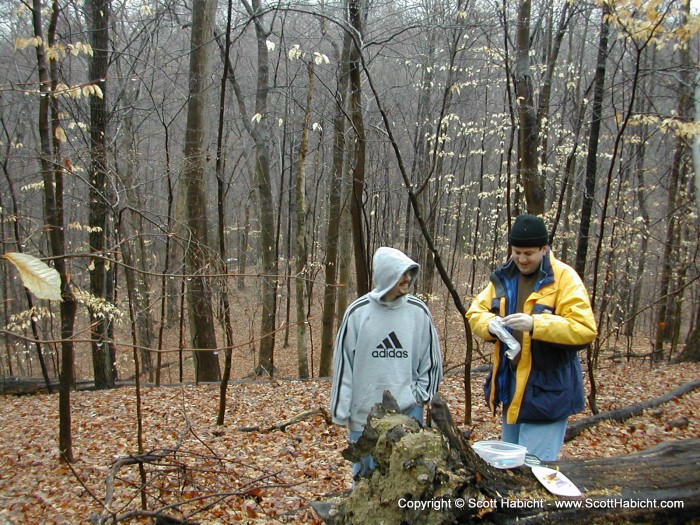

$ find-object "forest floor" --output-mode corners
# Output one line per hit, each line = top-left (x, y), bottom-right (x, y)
(0, 356), (698, 524)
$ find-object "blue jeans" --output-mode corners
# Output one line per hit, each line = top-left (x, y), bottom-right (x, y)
(349, 404), (424, 478)
(501, 411), (568, 461)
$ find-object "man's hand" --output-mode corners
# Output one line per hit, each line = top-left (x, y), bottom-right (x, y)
(488, 316), (521, 359)
(503, 313), (534, 332)
(488, 316), (504, 336)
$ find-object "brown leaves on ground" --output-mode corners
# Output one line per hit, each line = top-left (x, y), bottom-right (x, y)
(0, 361), (698, 524)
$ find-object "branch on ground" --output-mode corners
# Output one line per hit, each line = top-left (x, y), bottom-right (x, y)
(238, 407), (332, 432)
(566, 379), (700, 441)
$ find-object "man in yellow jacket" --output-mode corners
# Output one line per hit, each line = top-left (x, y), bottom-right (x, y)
(467, 214), (597, 461)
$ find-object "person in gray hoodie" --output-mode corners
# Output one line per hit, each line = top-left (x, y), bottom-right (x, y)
(330, 246), (443, 478)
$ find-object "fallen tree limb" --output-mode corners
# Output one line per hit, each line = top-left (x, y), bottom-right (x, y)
(565, 378), (700, 441)
(238, 407), (332, 432)
(107, 484), (293, 525)
(91, 432), (294, 524)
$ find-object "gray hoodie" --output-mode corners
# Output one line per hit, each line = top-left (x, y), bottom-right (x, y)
(330, 247), (443, 431)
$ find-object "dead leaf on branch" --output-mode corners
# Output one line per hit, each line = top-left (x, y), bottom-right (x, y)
(2, 252), (62, 301)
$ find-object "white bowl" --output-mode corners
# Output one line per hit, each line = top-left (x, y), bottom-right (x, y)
(472, 440), (527, 469)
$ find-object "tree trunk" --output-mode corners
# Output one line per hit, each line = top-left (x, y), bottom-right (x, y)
(181, 0), (221, 382)
(86, 0), (115, 390)
(294, 61), (315, 379)
(238, 204), (250, 291)
(680, 303), (700, 362)
(588, 2), (650, 401)
(154, 106), (176, 387)
(411, 28), (437, 295)
(553, 11), (589, 262)
(626, 48), (652, 339)
(565, 379), (700, 441)
(246, 0), (278, 377)
(337, 178), (353, 319)
(515, 0), (544, 215)
(32, 0), (78, 462)
(654, 6), (692, 362)
(694, 69), (700, 215)
(218, 5), (277, 375)
(574, 4), (609, 277)
(537, 0), (574, 222)
(348, 0), (370, 297)
(319, 28), (352, 378)
(575, 5), (608, 414)
(215, 0), (235, 425)
(117, 89), (155, 379)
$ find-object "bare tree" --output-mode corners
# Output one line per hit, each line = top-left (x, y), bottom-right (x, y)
(30, 0), (78, 461)
(348, 0), (370, 296)
(85, 0), (117, 389)
(654, 0), (693, 362)
(181, 0), (221, 382)
(294, 60), (316, 379)
(216, 0), (236, 425)
(319, 26), (352, 378)
(575, 3), (610, 277)
(235, 0), (279, 377)
(515, 0), (544, 215)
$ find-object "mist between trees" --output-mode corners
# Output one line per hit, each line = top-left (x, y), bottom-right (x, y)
(0, 0), (699, 461)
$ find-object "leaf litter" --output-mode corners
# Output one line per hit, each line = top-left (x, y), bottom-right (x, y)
(0, 361), (698, 524)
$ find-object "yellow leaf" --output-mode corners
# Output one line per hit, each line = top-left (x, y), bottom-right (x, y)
(2, 252), (62, 301)
(55, 126), (67, 143)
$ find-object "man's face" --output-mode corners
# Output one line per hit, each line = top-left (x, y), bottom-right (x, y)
(384, 271), (412, 301)
(511, 246), (546, 275)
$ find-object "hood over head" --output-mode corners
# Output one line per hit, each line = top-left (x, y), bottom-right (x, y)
(368, 247), (419, 302)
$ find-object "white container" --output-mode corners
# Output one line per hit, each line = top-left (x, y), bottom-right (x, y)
(472, 440), (527, 469)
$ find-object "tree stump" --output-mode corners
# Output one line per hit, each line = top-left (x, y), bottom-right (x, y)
(313, 392), (700, 524)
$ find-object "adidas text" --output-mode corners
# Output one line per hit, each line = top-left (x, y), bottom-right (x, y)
(372, 349), (409, 358)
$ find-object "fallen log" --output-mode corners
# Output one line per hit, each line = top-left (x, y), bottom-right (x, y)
(0, 376), (58, 395)
(314, 392), (700, 524)
(558, 439), (700, 519)
(565, 378), (700, 441)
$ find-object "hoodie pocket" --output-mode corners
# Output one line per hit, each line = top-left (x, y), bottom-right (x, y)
(353, 382), (416, 416)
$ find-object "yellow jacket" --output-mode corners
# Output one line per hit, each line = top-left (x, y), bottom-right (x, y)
(467, 249), (597, 424)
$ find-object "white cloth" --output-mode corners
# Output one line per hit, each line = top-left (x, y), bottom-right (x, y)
(489, 317), (521, 360)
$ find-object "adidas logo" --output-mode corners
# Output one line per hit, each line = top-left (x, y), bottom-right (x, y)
(372, 331), (409, 358)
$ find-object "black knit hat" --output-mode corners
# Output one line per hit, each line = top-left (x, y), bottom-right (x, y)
(509, 214), (549, 247)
